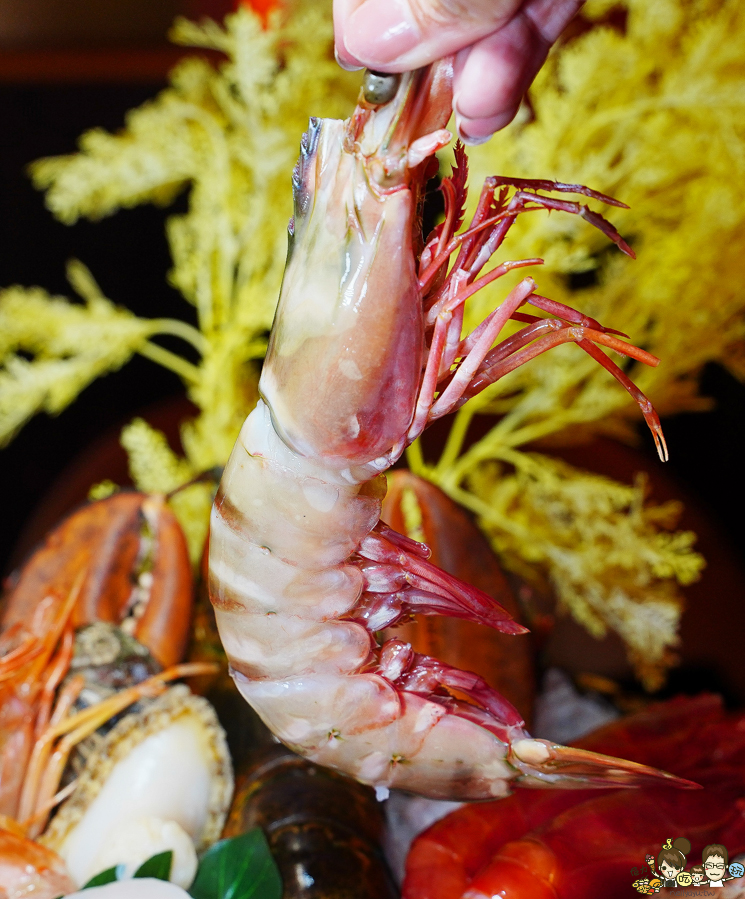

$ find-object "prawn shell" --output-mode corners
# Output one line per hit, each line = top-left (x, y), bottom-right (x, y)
(217, 414), (386, 567)
(1, 492), (193, 668)
(224, 743), (397, 899)
(234, 673), (401, 751)
(382, 471), (534, 721)
(261, 120), (424, 469)
(209, 534), (364, 622)
(0, 694), (35, 817)
(218, 608), (374, 681)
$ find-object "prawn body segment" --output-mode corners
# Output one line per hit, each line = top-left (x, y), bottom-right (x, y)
(210, 64), (681, 799)
(211, 404), (519, 798)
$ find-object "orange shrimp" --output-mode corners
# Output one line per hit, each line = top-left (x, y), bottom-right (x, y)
(0, 827), (75, 898)
(0, 490), (194, 829)
(0, 575), (81, 821)
(0, 497), (213, 892)
(0, 571), (213, 832)
(209, 63), (675, 800)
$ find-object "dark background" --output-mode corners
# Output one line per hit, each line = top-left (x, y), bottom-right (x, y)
(0, 80), (190, 569)
(1, 67), (744, 701)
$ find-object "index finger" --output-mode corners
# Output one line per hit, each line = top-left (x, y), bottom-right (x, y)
(334, 0), (524, 71)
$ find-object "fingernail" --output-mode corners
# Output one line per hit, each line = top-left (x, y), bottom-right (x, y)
(455, 112), (491, 147)
(335, 45), (363, 72)
(344, 0), (419, 67)
(455, 102), (518, 144)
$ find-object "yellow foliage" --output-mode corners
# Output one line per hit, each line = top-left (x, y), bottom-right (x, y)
(120, 418), (212, 565)
(3, 0), (741, 686)
(461, 454), (702, 689)
(455, 0), (745, 440)
(23, 1), (359, 472)
(0, 267), (157, 446)
(406, 0), (743, 685)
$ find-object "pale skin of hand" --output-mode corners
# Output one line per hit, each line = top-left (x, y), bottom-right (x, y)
(334, 0), (585, 143)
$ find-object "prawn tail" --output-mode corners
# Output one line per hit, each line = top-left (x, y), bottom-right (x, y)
(351, 520), (692, 792)
(509, 741), (700, 790)
(374, 636), (694, 792)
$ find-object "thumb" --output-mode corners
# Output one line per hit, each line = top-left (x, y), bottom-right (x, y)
(338, 0), (524, 71)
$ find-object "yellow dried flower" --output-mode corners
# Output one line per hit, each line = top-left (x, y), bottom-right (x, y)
(456, 454), (702, 688)
(25, 2), (358, 473)
(3, 0), (738, 685)
(120, 417), (212, 565)
(406, 0), (742, 683)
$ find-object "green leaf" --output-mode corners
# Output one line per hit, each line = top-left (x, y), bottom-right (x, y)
(76, 851), (173, 892)
(189, 829), (282, 899)
(134, 851), (174, 880)
(82, 865), (123, 888)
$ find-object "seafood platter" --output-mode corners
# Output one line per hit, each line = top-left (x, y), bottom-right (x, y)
(1, 1), (745, 897)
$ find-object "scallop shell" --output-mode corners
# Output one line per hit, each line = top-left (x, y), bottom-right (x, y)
(41, 685), (233, 885)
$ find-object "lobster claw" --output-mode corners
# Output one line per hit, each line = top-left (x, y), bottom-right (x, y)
(1, 492), (193, 668)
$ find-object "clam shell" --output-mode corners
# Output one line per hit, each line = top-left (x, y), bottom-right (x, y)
(41, 686), (233, 884)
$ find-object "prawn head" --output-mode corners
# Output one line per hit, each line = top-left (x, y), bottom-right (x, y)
(260, 64), (453, 470)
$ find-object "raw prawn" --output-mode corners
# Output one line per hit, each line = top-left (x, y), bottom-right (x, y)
(403, 695), (745, 899)
(208, 63), (677, 800)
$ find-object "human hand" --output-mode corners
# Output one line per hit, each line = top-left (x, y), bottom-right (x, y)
(334, 0), (584, 143)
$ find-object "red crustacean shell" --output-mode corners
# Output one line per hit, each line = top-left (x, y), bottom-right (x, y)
(1, 492), (193, 669)
(403, 695), (745, 899)
(0, 828), (75, 898)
